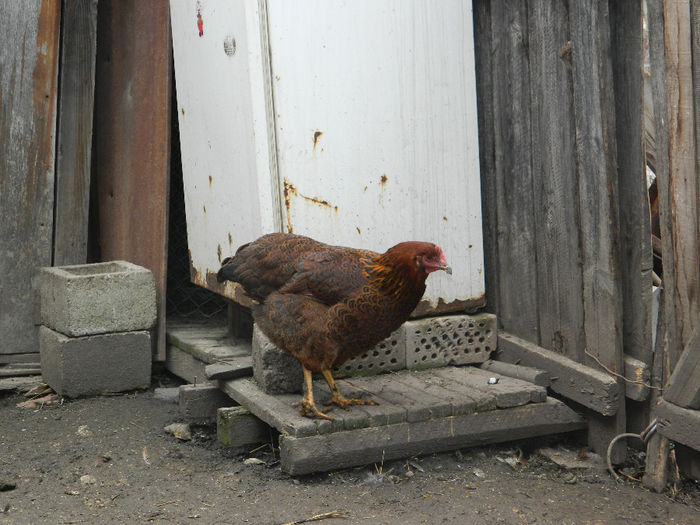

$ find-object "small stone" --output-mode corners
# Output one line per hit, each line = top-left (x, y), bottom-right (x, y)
(405, 470), (415, 478)
(563, 472), (577, 484)
(164, 423), (192, 441)
(243, 458), (265, 466)
(76, 425), (93, 438)
(80, 474), (96, 485)
(473, 468), (486, 479)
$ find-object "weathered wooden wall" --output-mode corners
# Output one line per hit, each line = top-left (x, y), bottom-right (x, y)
(474, 0), (661, 459)
(642, 0), (700, 490)
(0, 0), (61, 359)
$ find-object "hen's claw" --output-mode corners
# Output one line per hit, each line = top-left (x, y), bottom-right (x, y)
(298, 399), (334, 420)
(299, 366), (335, 420)
(326, 393), (376, 410)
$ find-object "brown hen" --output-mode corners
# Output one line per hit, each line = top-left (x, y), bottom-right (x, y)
(217, 233), (451, 419)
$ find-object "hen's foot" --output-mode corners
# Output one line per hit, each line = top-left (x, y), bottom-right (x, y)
(327, 393), (377, 410)
(297, 399), (334, 420)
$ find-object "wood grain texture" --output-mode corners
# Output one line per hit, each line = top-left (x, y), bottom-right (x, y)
(644, 0), (700, 488)
(664, 328), (700, 409)
(0, 0), (61, 356)
(694, 0), (700, 245)
(527, 0), (586, 360)
(94, 0), (172, 359)
(660, 0), (700, 366)
(610, 0), (653, 368)
(569, 0), (626, 463)
(488, 0), (539, 342)
(473, 0), (498, 318)
(53, 0), (98, 266)
(654, 398), (700, 451)
(280, 398), (585, 475)
(497, 332), (619, 415)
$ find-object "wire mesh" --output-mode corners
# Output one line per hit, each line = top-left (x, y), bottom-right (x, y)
(166, 116), (227, 321)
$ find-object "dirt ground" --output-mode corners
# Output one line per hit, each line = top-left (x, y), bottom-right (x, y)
(1, 371), (698, 525)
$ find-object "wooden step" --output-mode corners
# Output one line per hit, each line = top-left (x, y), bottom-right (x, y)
(165, 320), (252, 383)
(219, 366), (584, 475)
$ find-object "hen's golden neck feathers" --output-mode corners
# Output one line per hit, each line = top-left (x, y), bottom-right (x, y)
(362, 241), (446, 298)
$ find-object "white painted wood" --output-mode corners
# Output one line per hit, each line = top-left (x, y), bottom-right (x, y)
(171, 0), (484, 308)
(267, 0), (483, 306)
(170, 0), (278, 286)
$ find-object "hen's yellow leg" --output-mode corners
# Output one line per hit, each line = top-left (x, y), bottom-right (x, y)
(321, 369), (376, 409)
(298, 366), (334, 420)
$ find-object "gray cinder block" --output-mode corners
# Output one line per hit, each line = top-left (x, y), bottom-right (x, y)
(39, 326), (151, 397)
(217, 406), (270, 447)
(178, 383), (233, 423)
(403, 313), (497, 369)
(252, 326), (303, 394)
(40, 261), (156, 337)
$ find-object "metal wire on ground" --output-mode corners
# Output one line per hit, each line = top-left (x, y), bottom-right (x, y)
(606, 418), (659, 482)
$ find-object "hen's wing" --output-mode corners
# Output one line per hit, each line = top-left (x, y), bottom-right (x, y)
(278, 248), (376, 305)
(216, 233), (324, 301)
(217, 232), (377, 304)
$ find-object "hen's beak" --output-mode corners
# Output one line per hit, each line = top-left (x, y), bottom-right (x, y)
(437, 255), (452, 275)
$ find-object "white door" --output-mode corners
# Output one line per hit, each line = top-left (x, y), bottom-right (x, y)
(171, 0), (485, 313)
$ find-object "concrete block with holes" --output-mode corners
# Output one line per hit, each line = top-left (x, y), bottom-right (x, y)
(253, 324), (406, 394)
(403, 313), (496, 369)
(251, 314), (496, 394)
(332, 328), (406, 377)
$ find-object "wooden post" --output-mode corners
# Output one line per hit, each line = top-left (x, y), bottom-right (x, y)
(528, 0), (585, 362)
(569, 0), (627, 463)
(610, 0), (654, 433)
(53, 0), (98, 266)
(643, 0), (700, 492)
(487, 0), (539, 343)
(473, 0), (498, 321)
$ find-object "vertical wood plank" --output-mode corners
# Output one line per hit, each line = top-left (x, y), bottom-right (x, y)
(0, 0), (61, 358)
(643, 0), (672, 489)
(488, 0), (539, 343)
(93, 0), (172, 360)
(661, 0), (699, 362)
(610, 0), (653, 367)
(473, 0), (499, 319)
(569, 0), (626, 462)
(527, 0), (585, 358)
(694, 0), (700, 245)
(53, 0), (98, 266)
(610, 0), (654, 433)
(643, 0), (699, 491)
